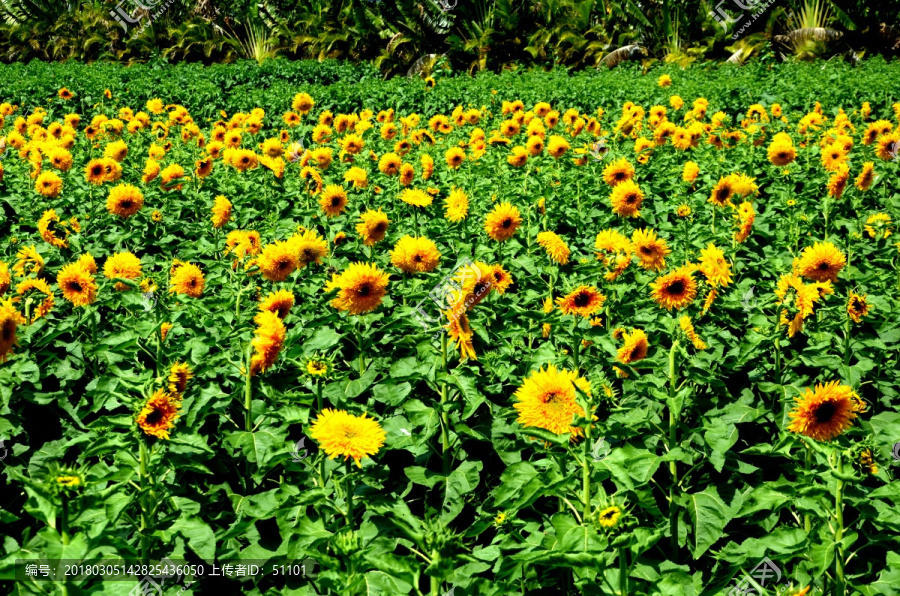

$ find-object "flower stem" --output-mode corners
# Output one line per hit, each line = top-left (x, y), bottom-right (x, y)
(139, 440), (150, 565)
(834, 451), (846, 596)
(345, 459), (354, 528)
(440, 332), (450, 477)
(667, 340), (680, 562)
(618, 546), (628, 596)
(244, 344), (253, 432)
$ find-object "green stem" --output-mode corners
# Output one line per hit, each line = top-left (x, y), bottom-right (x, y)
(345, 459), (354, 528)
(834, 451), (846, 596)
(572, 334), (581, 374)
(356, 318), (365, 377)
(316, 379), (326, 488)
(244, 344), (253, 432)
(618, 546), (628, 596)
(60, 497), (70, 546)
(804, 444), (812, 533)
(139, 440), (150, 565)
(440, 333), (450, 477)
(582, 418), (592, 521)
(667, 340), (680, 562)
(843, 317), (851, 367)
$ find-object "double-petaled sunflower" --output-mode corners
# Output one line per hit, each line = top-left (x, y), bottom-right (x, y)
(325, 263), (390, 315)
(355, 210), (390, 246)
(136, 389), (180, 440)
(378, 152), (402, 176)
(787, 381), (861, 441)
(797, 242), (846, 282)
(399, 188), (433, 208)
(650, 265), (697, 311)
(169, 262), (205, 298)
(16, 278), (54, 322)
(631, 229), (669, 272)
(35, 171), (63, 198)
(310, 408), (387, 468)
(258, 241), (299, 282)
(259, 289), (295, 319)
(484, 202), (522, 242)
(167, 362), (192, 396)
(609, 179), (644, 218)
(319, 185), (348, 217)
(512, 364), (591, 436)
(344, 166), (368, 189)
(846, 292), (870, 323)
(547, 135), (569, 159)
(0, 298), (24, 362)
(103, 252), (142, 290)
(289, 229), (328, 268)
(390, 236), (441, 274)
(211, 195), (232, 228)
(679, 315), (707, 350)
(708, 177), (734, 207)
(536, 231), (570, 265)
(106, 184), (144, 218)
(617, 328), (649, 364)
(444, 188), (469, 222)
(698, 243), (732, 288)
(602, 158), (635, 187)
(250, 310), (286, 375)
(37, 209), (70, 249)
(557, 286), (605, 318)
(57, 262), (98, 307)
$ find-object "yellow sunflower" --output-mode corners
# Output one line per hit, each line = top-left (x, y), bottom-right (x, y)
(631, 228), (669, 272)
(698, 243), (732, 288)
(787, 381), (861, 441)
(310, 408), (387, 468)
(355, 210), (390, 246)
(34, 171), (63, 198)
(211, 195), (232, 228)
(390, 236), (441, 274)
(650, 265), (697, 311)
(399, 188), (433, 208)
(536, 231), (570, 265)
(846, 292), (870, 323)
(602, 158), (635, 187)
(319, 185), (348, 217)
(258, 241), (299, 282)
(378, 152), (402, 176)
(325, 262), (390, 315)
(290, 229), (329, 268)
(617, 328), (649, 364)
(136, 389), (180, 440)
(484, 202), (522, 242)
(609, 179), (644, 218)
(167, 361), (193, 396)
(0, 298), (24, 362)
(444, 188), (469, 222)
(169, 262), (205, 298)
(797, 242), (846, 283)
(557, 286), (606, 318)
(250, 310), (286, 375)
(106, 184), (145, 218)
(512, 364), (591, 436)
(103, 252), (142, 290)
(598, 506), (622, 529)
(259, 289), (295, 319)
(57, 262), (98, 307)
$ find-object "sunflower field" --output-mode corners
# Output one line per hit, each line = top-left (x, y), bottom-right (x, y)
(1, 63), (900, 596)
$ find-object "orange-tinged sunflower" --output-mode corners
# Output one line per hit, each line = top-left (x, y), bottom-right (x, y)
(35, 171), (63, 198)
(258, 241), (299, 282)
(57, 262), (98, 307)
(557, 286), (605, 318)
(259, 289), (295, 319)
(167, 361), (192, 396)
(854, 162), (875, 191)
(609, 179), (644, 218)
(390, 236), (441, 274)
(512, 364), (591, 436)
(446, 309), (477, 360)
(37, 209), (71, 249)
(378, 152), (402, 176)
(797, 242), (845, 283)
(291, 92), (315, 114)
(602, 158), (635, 187)
(484, 202), (522, 242)
(355, 210), (390, 246)
(16, 278), (54, 322)
(0, 298), (24, 362)
(489, 264), (513, 294)
(136, 389), (180, 440)
(650, 265), (697, 311)
(169, 262), (204, 298)
(846, 292), (869, 323)
(547, 135), (569, 159)
(211, 195), (232, 228)
(319, 185), (348, 217)
(709, 177), (734, 207)
(344, 166), (369, 189)
(445, 146), (466, 169)
(250, 310), (286, 375)
(617, 328), (649, 364)
(106, 184), (144, 218)
(631, 228), (669, 271)
(325, 262), (390, 315)
(787, 381), (860, 441)
(444, 188), (469, 222)
(400, 188), (433, 208)
(536, 231), (570, 265)
(679, 315), (707, 350)
(289, 229), (329, 268)
(310, 408), (387, 468)
(103, 252), (142, 290)
(767, 142), (796, 166)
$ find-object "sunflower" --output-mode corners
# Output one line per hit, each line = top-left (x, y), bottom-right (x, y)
(58, 88), (73, 100)
(775, 273), (821, 338)
(648, 265), (696, 310)
(310, 408), (387, 467)
(103, 252), (142, 290)
(679, 315), (707, 350)
(445, 309), (477, 360)
(211, 195), (232, 228)
(557, 286), (605, 318)
(444, 147), (466, 169)
(598, 506), (622, 529)
(344, 166), (369, 189)
(57, 262), (97, 307)
(617, 328), (649, 364)
(169, 262), (204, 298)
(631, 228), (669, 272)
(352, 209), (390, 246)
(507, 146), (528, 167)
(444, 188), (469, 222)
(250, 310), (286, 375)
(319, 185), (348, 217)
(76, 253), (97, 274)
(258, 241), (299, 282)
(167, 362), (192, 396)
(708, 177), (734, 207)
(512, 364), (591, 436)
(0, 262), (9, 294)
(787, 381), (861, 441)
(698, 243), (732, 288)
(797, 242), (846, 282)
(864, 213), (892, 239)
(390, 236), (441, 274)
(484, 202), (522, 242)
(291, 92), (315, 114)
(0, 298), (24, 362)
(526, 136), (544, 156)
(846, 292), (870, 323)
(136, 389), (180, 440)
(104, 140), (128, 162)
(767, 141), (796, 166)
(37, 209), (71, 249)
(106, 184), (144, 218)
(609, 179), (644, 218)
(547, 135), (569, 159)
(34, 171), (63, 198)
(290, 229), (329, 268)
(602, 158), (635, 187)
(259, 289), (295, 319)
(378, 152), (402, 176)
(489, 264), (513, 294)
(15, 278), (54, 322)
(325, 262), (390, 315)
(399, 188), (433, 208)
(536, 231), (571, 265)
(306, 357), (332, 377)
(159, 163), (185, 190)
(854, 162), (875, 191)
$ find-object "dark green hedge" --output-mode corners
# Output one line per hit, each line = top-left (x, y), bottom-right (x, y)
(1, 57), (899, 120)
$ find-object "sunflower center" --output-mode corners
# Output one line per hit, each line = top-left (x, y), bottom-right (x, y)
(625, 193), (637, 204)
(501, 218), (512, 228)
(817, 262), (830, 271)
(146, 409), (164, 425)
(358, 284), (371, 297)
(574, 293), (591, 307)
(2, 321), (13, 341)
(814, 402), (836, 423)
(70, 281), (83, 293)
(668, 281), (685, 295)
(121, 200), (133, 209)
